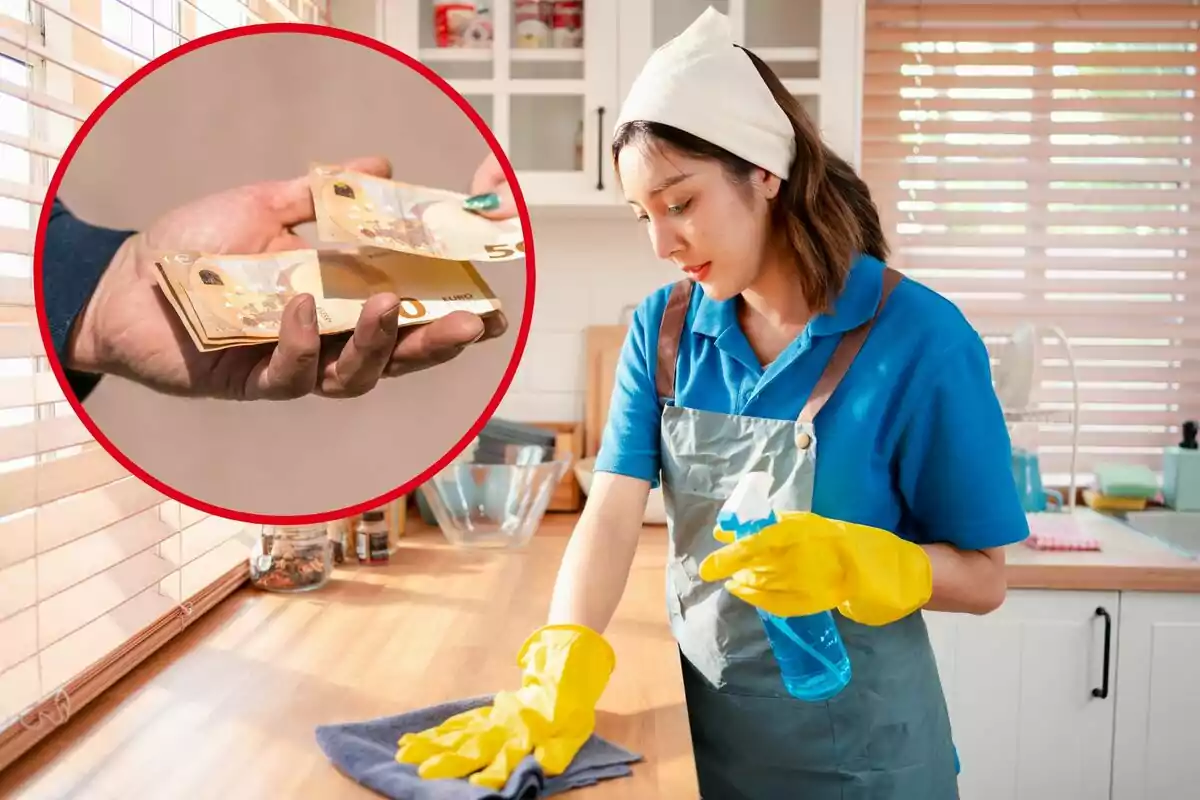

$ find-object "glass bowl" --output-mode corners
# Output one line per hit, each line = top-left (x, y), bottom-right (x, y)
(419, 459), (571, 549)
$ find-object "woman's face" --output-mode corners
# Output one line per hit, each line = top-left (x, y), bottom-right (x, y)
(618, 140), (780, 301)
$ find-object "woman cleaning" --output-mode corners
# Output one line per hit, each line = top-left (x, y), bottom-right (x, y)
(398, 9), (1030, 798)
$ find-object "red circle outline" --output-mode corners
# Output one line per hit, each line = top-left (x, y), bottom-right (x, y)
(32, 22), (536, 526)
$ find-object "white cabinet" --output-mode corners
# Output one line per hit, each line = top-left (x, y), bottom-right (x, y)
(1110, 592), (1200, 800)
(926, 589), (1200, 800)
(378, 0), (865, 209)
(925, 590), (1119, 800)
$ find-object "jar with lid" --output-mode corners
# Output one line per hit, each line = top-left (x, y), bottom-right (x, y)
(326, 519), (351, 565)
(249, 524), (333, 592)
(356, 510), (391, 565)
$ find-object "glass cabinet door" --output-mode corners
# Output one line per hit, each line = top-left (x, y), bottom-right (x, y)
(390, 0), (621, 206)
(619, 0), (860, 167)
(640, 0), (822, 115)
(741, 0), (823, 136)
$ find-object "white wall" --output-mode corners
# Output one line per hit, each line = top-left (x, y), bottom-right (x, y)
(494, 213), (679, 423)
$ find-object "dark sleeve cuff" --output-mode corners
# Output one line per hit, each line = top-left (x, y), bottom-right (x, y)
(43, 198), (137, 403)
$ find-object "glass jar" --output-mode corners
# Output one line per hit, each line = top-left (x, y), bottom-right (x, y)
(326, 519), (351, 565)
(355, 509), (391, 565)
(249, 524), (333, 593)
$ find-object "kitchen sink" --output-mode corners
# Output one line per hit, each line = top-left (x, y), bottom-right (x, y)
(1118, 510), (1200, 558)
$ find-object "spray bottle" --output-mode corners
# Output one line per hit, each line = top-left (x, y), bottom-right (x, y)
(717, 472), (852, 701)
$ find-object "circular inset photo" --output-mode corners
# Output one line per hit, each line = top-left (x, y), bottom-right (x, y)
(34, 24), (533, 522)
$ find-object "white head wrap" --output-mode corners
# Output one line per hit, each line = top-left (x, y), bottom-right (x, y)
(614, 6), (796, 178)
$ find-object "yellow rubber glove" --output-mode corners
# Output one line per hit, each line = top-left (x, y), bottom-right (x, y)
(697, 511), (933, 626)
(395, 623), (615, 789)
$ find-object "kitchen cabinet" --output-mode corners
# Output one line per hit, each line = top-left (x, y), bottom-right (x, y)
(380, 0), (622, 207)
(1110, 592), (1200, 800)
(378, 0), (864, 210)
(617, 0), (864, 171)
(925, 590), (1118, 800)
(925, 589), (1200, 800)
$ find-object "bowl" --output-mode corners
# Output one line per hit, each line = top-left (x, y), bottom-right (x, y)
(573, 457), (668, 525)
(419, 459), (571, 549)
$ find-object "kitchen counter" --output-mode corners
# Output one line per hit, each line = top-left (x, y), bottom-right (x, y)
(536, 506), (1198, 594)
(1004, 507), (1200, 592)
(0, 519), (699, 799)
(4, 507), (1195, 798)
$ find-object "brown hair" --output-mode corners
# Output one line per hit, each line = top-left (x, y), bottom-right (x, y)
(612, 46), (889, 313)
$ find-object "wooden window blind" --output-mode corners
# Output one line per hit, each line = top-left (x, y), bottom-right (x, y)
(0, 0), (329, 773)
(862, 0), (1198, 487)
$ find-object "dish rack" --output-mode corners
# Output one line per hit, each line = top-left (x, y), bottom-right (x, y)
(994, 322), (1082, 511)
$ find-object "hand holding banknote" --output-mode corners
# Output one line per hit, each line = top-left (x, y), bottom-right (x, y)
(463, 151), (518, 220)
(65, 155), (506, 401)
(309, 163), (525, 262)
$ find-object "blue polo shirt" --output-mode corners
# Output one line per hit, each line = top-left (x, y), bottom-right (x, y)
(594, 253), (1030, 552)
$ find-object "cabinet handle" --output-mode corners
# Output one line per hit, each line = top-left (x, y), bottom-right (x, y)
(1092, 606), (1112, 699)
(595, 106), (606, 191)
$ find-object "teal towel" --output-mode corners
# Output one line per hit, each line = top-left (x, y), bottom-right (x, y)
(1094, 463), (1160, 500)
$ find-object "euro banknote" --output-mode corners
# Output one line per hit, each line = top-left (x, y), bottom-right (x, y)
(309, 164), (525, 263)
(152, 247), (502, 352)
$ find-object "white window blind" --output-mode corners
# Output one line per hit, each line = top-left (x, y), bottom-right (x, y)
(0, 0), (329, 773)
(101, 0), (180, 62)
(193, 0), (250, 36)
(862, 0), (1199, 487)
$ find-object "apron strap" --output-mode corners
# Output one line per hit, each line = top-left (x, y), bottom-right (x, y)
(653, 266), (905, 411)
(656, 279), (695, 402)
(797, 266), (905, 424)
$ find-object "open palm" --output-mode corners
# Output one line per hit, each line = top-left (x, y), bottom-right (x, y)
(68, 156), (503, 400)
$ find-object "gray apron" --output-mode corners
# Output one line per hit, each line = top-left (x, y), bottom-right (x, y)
(656, 268), (959, 799)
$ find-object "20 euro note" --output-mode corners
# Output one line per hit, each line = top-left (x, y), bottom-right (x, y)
(152, 248), (502, 353)
(309, 164), (525, 263)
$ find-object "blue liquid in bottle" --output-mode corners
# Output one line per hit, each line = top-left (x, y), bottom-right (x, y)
(718, 473), (852, 702)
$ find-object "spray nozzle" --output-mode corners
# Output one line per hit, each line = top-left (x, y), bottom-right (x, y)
(716, 472), (778, 539)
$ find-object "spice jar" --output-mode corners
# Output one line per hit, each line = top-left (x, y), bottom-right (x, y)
(356, 510), (391, 565)
(326, 519), (350, 565)
(250, 525), (333, 592)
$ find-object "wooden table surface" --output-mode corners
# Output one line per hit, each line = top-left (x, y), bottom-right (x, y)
(5, 505), (1194, 798)
(0, 519), (700, 800)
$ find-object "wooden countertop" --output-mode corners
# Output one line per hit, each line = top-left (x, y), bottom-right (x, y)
(0, 520), (700, 800)
(541, 506), (1198, 594)
(1002, 507), (1200, 592)
(616, 507), (1199, 593)
(3, 506), (1195, 798)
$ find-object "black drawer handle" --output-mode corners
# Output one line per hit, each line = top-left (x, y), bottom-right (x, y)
(1092, 606), (1112, 699)
(595, 106), (606, 191)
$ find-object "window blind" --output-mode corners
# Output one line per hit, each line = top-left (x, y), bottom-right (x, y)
(861, 0), (1198, 488)
(0, 0), (329, 772)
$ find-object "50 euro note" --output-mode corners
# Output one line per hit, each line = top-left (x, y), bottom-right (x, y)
(309, 164), (525, 263)
(152, 248), (502, 352)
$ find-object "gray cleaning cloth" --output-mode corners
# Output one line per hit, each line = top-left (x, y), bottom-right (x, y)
(315, 694), (643, 799)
